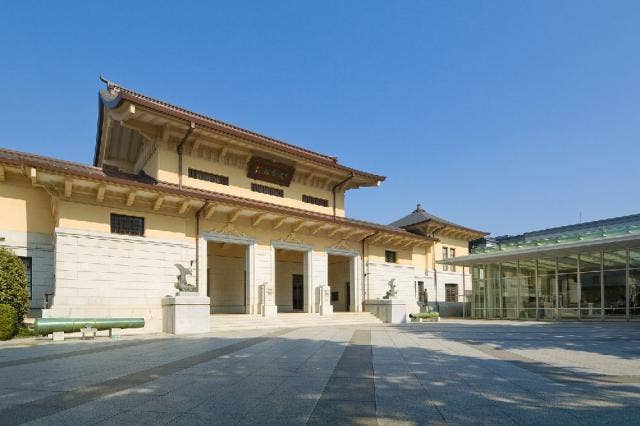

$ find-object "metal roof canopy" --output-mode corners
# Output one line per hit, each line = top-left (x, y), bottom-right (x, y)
(439, 233), (640, 266)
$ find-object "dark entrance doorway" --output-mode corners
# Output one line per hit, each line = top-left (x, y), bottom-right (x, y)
(292, 274), (304, 311)
(346, 281), (350, 311)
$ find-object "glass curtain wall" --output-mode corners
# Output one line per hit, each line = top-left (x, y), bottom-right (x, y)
(630, 249), (640, 317)
(557, 255), (579, 318)
(468, 248), (639, 320)
(518, 260), (537, 319)
(486, 264), (501, 318)
(537, 257), (557, 320)
(501, 261), (518, 319)
(603, 250), (627, 316)
(579, 252), (602, 318)
(472, 265), (486, 318)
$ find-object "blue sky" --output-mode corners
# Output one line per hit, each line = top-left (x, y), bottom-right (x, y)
(1, 1), (639, 236)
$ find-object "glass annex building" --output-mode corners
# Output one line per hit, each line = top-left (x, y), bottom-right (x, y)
(440, 214), (640, 320)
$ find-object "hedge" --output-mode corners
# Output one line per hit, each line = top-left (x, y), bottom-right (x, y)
(0, 247), (29, 323)
(0, 304), (18, 340)
(409, 312), (440, 319)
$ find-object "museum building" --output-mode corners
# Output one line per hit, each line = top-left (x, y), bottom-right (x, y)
(441, 214), (640, 320)
(0, 81), (483, 332)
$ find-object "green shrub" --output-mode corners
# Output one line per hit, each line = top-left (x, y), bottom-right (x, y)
(410, 312), (440, 319)
(0, 304), (18, 340)
(0, 247), (29, 323)
(16, 326), (35, 338)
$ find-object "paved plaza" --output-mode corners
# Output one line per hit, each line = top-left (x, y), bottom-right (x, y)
(0, 321), (639, 425)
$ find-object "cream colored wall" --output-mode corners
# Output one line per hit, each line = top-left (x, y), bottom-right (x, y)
(435, 234), (470, 273)
(153, 144), (346, 217)
(142, 148), (159, 179)
(367, 244), (413, 266)
(57, 200), (194, 242)
(328, 255), (350, 312)
(0, 181), (55, 234)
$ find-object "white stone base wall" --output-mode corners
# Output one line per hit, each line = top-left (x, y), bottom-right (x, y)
(424, 270), (471, 303)
(47, 228), (195, 333)
(366, 262), (419, 314)
(0, 229), (54, 311)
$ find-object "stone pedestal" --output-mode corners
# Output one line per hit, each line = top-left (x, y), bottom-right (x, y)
(364, 299), (408, 324)
(162, 293), (210, 335)
(316, 285), (333, 316)
(259, 284), (277, 318)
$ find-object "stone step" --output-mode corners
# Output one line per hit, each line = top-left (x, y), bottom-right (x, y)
(208, 312), (382, 331)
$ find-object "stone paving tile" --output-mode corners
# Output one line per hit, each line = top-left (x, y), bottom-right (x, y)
(307, 400), (378, 425)
(3, 321), (640, 425)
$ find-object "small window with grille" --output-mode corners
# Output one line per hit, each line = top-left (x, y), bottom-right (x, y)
(445, 283), (458, 303)
(110, 213), (145, 237)
(251, 183), (284, 197)
(188, 168), (229, 186)
(385, 250), (397, 263)
(302, 194), (329, 207)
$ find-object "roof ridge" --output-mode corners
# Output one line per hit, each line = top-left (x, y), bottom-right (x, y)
(108, 82), (339, 163)
(0, 147), (100, 171)
(496, 213), (640, 241)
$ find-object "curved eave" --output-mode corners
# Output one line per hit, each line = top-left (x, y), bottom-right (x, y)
(0, 148), (427, 245)
(94, 88), (125, 166)
(95, 86), (386, 184)
(409, 219), (488, 240)
(438, 233), (640, 266)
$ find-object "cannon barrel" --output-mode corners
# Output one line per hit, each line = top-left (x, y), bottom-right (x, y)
(34, 318), (145, 335)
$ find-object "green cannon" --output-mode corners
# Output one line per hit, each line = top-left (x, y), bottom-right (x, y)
(34, 318), (144, 336)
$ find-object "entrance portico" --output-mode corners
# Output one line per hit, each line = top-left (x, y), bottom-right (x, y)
(272, 241), (313, 313)
(199, 231), (257, 314)
(326, 247), (362, 312)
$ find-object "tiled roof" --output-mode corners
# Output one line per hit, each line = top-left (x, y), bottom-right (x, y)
(389, 204), (487, 236)
(98, 80), (386, 182)
(0, 147), (430, 242)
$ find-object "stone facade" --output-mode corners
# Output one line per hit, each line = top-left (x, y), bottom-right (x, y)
(45, 228), (194, 333)
(366, 261), (420, 315)
(0, 230), (54, 312)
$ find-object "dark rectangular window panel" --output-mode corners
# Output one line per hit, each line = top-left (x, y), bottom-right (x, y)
(445, 283), (458, 303)
(110, 213), (145, 237)
(442, 246), (449, 271)
(20, 257), (32, 300)
(385, 250), (397, 263)
(188, 168), (229, 186)
(302, 194), (329, 207)
(417, 281), (425, 303)
(251, 183), (284, 198)
(450, 248), (456, 272)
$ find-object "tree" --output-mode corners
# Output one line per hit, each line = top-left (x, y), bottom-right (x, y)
(0, 248), (29, 323)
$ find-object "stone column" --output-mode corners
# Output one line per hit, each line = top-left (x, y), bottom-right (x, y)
(197, 237), (208, 298)
(311, 250), (329, 314)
